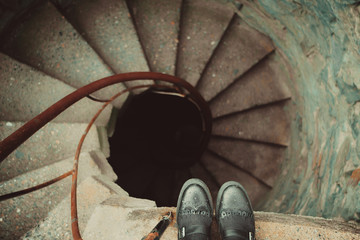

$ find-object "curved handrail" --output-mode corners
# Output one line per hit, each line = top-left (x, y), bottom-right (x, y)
(0, 72), (212, 239)
(0, 72), (212, 162)
(71, 84), (157, 240)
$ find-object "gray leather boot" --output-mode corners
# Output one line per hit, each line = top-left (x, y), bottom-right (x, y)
(216, 181), (255, 240)
(177, 178), (213, 240)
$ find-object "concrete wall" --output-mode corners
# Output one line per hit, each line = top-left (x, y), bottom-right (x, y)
(228, 0), (360, 221)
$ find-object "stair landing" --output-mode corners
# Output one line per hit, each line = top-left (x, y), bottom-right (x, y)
(83, 204), (360, 240)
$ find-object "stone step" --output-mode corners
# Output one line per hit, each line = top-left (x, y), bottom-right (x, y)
(0, 121), (100, 181)
(176, 0), (234, 86)
(200, 150), (270, 208)
(0, 1), (127, 108)
(254, 212), (360, 240)
(88, 150), (117, 182)
(209, 53), (291, 118)
(126, 0), (182, 76)
(0, 53), (112, 125)
(82, 203), (360, 239)
(22, 175), (132, 239)
(0, 152), (110, 240)
(59, 0), (153, 93)
(212, 101), (291, 146)
(197, 15), (275, 101)
(208, 136), (286, 187)
(57, 0), (153, 93)
(96, 126), (111, 159)
(83, 196), (165, 240)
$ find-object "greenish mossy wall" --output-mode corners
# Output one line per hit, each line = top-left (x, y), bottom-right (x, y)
(227, 0), (360, 221)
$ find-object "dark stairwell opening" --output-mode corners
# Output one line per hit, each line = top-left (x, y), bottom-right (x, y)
(107, 89), (206, 207)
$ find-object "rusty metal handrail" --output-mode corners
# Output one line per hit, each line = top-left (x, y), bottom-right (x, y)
(0, 72), (212, 240)
(71, 83), (159, 240)
(0, 72), (212, 162)
(0, 170), (72, 202)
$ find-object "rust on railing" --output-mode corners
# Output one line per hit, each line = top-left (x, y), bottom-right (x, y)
(71, 83), (172, 240)
(0, 72), (212, 162)
(0, 72), (212, 240)
(0, 170), (72, 202)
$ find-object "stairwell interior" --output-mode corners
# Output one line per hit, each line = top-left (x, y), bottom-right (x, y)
(0, 0), (359, 239)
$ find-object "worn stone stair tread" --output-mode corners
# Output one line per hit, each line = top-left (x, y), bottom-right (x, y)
(84, 201), (171, 240)
(21, 175), (129, 239)
(207, 137), (286, 187)
(0, 53), (112, 125)
(211, 212), (360, 240)
(212, 101), (290, 146)
(0, 152), (107, 195)
(96, 126), (111, 159)
(87, 150), (117, 182)
(176, 0), (234, 86)
(209, 54), (291, 117)
(253, 212), (360, 240)
(0, 1), (127, 108)
(200, 151), (269, 208)
(60, 0), (152, 93)
(189, 162), (220, 202)
(85, 208), (360, 240)
(0, 152), (105, 240)
(0, 121), (100, 181)
(197, 15), (275, 101)
(75, 203), (360, 240)
(127, 0), (182, 76)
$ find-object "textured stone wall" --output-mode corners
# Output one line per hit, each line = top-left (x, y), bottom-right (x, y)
(227, 0), (360, 221)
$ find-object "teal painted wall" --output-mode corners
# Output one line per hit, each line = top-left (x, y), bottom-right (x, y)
(226, 0), (360, 221)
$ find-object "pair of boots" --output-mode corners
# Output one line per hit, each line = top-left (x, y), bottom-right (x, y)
(176, 179), (255, 240)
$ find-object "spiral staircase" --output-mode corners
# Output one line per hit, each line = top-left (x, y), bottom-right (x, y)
(0, 0), (359, 239)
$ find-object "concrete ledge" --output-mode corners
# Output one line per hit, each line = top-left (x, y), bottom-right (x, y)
(84, 205), (360, 240)
(0, 121), (101, 181)
(0, 152), (103, 240)
(22, 176), (126, 239)
(90, 150), (117, 181)
(254, 212), (360, 240)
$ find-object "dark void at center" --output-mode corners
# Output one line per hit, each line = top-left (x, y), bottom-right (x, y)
(108, 89), (205, 207)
